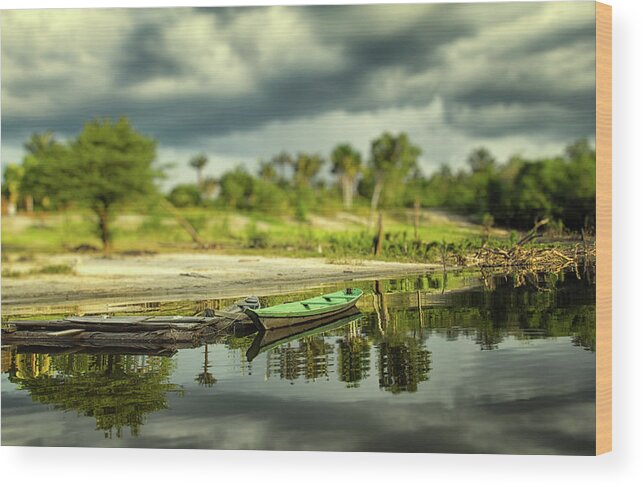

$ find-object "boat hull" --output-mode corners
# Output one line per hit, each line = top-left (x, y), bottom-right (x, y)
(245, 290), (362, 330)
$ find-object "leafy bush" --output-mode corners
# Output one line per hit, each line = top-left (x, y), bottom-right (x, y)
(168, 184), (202, 208)
(245, 221), (270, 248)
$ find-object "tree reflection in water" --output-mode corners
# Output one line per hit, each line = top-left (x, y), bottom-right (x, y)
(6, 351), (182, 438)
(267, 335), (333, 384)
(264, 283), (434, 393)
(260, 271), (594, 391)
(377, 342), (431, 394)
(337, 321), (370, 388)
(372, 280), (432, 394)
(195, 343), (216, 388)
(1, 269), (596, 442)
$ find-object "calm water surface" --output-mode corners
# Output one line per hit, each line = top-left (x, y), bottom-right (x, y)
(1, 271), (596, 454)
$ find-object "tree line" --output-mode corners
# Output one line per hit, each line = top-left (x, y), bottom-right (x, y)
(418, 140), (596, 231)
(174, 135), (595, 232)
(169, 131), (421, 220)
(2, 117), (596, 253)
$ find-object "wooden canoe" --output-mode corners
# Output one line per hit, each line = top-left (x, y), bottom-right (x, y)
(244, 288), (363, 331)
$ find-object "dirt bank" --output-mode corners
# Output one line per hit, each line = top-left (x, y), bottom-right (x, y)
(1, 253), (438, 312)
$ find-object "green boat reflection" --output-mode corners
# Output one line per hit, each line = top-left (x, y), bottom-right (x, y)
(246, 307), (363, 362)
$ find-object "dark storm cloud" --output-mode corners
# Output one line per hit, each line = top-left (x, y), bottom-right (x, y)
(1, 2), (596, 156)
(117, 22), (186, 85)
(307, 4), (476, 71)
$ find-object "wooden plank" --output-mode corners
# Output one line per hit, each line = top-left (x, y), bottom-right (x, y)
(64, 316), (150, 325)
(596, 1), (612, 456)
(64, 315), (213, 325)
(46, 329), (85, 337)
(3, 329), (201, 344)
(9, 320), (207, 333)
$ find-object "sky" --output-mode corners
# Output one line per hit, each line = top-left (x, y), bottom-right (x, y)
(1, 2), (596, 185)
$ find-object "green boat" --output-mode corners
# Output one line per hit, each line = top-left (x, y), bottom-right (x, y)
(244, 288), (363, 330)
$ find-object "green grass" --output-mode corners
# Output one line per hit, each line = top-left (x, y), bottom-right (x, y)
(37, 264), (75, 275)
(1, 208), (506, 263)
(1, 263), (75, 278)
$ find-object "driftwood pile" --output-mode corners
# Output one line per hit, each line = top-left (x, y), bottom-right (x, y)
(471, 219), (596, 288)
(475, 242), (594, 272)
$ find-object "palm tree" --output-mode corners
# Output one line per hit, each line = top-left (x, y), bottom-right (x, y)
(24, 131), (57, 155)
(331, 144), (362, 210)
(369, 132), (421, 213)
(258, 161), (278, 182)
(293, 153), (324, 188)
(189, 154), (209, 188)
(270, 151), (293, 181)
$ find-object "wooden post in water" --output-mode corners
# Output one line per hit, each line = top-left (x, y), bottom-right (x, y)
(374, 212), (384, 256)
(414, 198), (421, 240)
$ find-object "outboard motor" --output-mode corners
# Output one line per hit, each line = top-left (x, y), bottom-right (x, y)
(237, 296), (261, 311)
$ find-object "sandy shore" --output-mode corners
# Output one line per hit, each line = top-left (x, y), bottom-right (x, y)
(1, 253), (438, 312)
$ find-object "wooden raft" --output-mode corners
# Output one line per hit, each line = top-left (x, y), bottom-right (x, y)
(2, 309), (255, 347)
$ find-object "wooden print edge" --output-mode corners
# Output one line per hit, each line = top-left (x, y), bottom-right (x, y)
(595, 0), (612, 456)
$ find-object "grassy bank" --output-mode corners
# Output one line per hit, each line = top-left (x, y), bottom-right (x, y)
(2, 207), (504, 262)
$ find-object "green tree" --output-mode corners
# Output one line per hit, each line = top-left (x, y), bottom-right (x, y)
(189, 153), (208, 188)
(423, 140), (596, 231)
(71, 118), (159, 253)
(422, 164), (453, 207)
(467, 147), (496, 173)
(219, 166), (254, 209)
(168, 183), (202, 208)
(293, 152), (325, 188)
(252, 179), (290, 214)
(1, 163), (24, 215)
(368, 132), (421, 211)
(331, 143), (362, 210)
(258, 161), (278, 183)
(20, 120), (159, 252)
(465, 147), (497, 215)
(20, 132), (72, 209)
(563, 138), (596, 230)
(270, 151), (293, 182)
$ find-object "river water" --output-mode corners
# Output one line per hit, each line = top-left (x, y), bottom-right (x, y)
(1, 270), (596, 454)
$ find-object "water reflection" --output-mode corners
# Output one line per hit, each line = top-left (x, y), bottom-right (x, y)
(3, 349), (182, 438)
(195, 343), (216, 388)
(1, 270), (596, 452)
(337, 321), (370, 388)
(266, 335), (334, 383)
